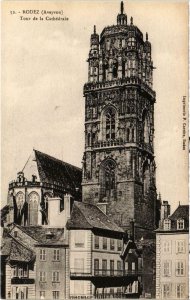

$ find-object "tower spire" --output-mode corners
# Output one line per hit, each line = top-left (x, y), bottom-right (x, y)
(117, 1), (127, 25)
(121, 1), (124, 14)
(94, 25), (96, 34)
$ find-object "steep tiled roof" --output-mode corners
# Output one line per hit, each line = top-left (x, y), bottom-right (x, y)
(169, 205), (189, 221)
(67, 201), (124, 234)
(34, 228), (67, 246)
(1, 237), (12, 256)
(9, 239), (34, 262)
(120, 239), (137, 259)
(156, 205), (189, 232)
(3, 225), (67, 263)
(34, 150), (82, 191)
(36, 233), (67, 246)
(0, 205), (9, 225)
(15, 225), (66, 245)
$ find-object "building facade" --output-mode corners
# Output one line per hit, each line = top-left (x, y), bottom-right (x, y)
(0, 2), (169, 299)
(35, 231), (69, 299)
(1, 199), (143, 299)
(82, 1), (159, 234)
(67, 201), (142, 299)
(5, 150), (82, 227)
(2, 224), (38, 299)
(121, 239), (143, 297)
(156, 205), (189, 299)
(1, 224), (70, 300)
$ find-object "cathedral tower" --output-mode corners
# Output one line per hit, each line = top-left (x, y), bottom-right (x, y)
(82, 2), (157, 235)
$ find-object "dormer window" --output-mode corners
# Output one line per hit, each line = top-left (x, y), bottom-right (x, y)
(163, 219), (171, 230)
(177, 219), (184, 230)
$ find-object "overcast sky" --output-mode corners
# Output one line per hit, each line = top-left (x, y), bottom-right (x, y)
(1, 0), (188, 212)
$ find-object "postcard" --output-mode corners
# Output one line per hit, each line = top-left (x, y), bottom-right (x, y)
(1, 1), (188, 299)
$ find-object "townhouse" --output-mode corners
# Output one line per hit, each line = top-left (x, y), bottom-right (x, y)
(67, 201), (142, 298)
(156, 204), (189, 299)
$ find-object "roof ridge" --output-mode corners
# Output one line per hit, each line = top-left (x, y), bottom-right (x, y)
(77, 201), (123, 231)
(75, 201), (124, 232)
(22, 153), (32, 173)
(74, 202), (92, 228)
(169, 205), (189, 221)
(34, 149), (81, 171)
(13, 225), (42, 242)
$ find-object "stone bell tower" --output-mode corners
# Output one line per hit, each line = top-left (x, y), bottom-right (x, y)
(82, 2), (158, 235)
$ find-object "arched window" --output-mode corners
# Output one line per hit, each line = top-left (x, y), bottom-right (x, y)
(131, 128), (135, 142)
(143, 162), (150, 195)
(127, 106), (130, 114)
(41, 192), (51, 225)
(106, 39), (110, 51)
(15, 192), (25, 225)
(28, 192), (39, 225)
(105, 108), (116, 140)
(87, 133), (91, 146)
(127, 128), (130, 141)
(16, 192), (24, 210)
(99, 159), (116, 200)
(103, 62), (108, 81)
(122, 61), (125, 78)
(113, 61), (118, 78)
(142, 111), (150, 144)
(92, 132), (96, 145)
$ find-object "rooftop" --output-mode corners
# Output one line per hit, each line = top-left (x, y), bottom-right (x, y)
(14, 225), (67, 245)
(34, 149), (82, 191)
(9, 239), (34, 262)
(1, 224), (68, 263)
(169, 204), (189, 221)
(156, 204), (189, 233)
(1, 237), (12, 256)
(67, 201), (124, 235)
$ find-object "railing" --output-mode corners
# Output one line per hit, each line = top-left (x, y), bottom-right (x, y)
(70, 295), (93, 299)
(100, 24), (143, 41)
(94, 292), (139, 299)
(92, 139), (124, 149)
(9, 180), (41, 189)
(100, 25), (128, 39)
(70, 293), (137, 299)
(70, 269), (142, 277)
(9, 180), (68, 190)
(84, 77), (155, 98)
(11, 277), (35, 284)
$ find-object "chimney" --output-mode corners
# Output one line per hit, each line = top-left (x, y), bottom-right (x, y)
(160, 200), (171, 221)
(47, 195), (74, 227)
(129, 219), (135, 241)
(64, 194), (73, 220)
(48, 197), (62, 226)
(97, 202), (108, 215)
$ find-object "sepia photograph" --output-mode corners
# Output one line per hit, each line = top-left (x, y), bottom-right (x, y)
(1, 1), (189, 299)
